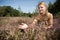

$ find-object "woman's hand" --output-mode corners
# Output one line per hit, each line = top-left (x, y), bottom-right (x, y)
(18, 23), (28, 29)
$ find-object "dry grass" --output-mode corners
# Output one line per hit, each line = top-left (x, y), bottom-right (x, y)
(0, 17), (59, 40)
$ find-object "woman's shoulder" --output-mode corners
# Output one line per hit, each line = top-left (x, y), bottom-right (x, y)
(47, 12), (53, 18)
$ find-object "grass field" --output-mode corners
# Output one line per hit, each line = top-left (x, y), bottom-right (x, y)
(0, 17), (60, 40)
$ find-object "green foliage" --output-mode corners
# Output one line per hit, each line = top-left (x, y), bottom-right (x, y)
(0, 6), (35, 17)
(0, 6), (20, 17)
(54, 0), (60, 13)
(54, 12), (60, 18)
(48, 0), (60, 16)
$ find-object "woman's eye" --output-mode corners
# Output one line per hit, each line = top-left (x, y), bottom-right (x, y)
(41, 7), (43, 8)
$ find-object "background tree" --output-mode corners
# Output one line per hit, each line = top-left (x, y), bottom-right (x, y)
(48, 0), (60, 16)
(0, 6), (20, 17)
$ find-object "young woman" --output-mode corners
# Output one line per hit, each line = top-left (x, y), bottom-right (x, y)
(32, 1), (53, 29)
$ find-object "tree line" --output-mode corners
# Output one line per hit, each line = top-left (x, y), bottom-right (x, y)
(0, 6), (35, 17)
(48, 0), (60, 18)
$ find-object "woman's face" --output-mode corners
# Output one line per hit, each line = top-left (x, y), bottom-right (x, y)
(38, 4), (47, 15)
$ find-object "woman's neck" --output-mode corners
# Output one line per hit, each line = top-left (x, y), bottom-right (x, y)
(39, 13), (48, 21)
(39, 13), (46, 17)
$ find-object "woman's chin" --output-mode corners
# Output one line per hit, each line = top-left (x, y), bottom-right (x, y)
(40, 13), (45, 16)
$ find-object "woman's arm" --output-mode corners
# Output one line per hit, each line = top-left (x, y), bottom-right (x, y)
(32, 19), (37, 25)
(29, 19), (37, 29)
(43, 13), (53, 29)
(48, 13), (53, 28)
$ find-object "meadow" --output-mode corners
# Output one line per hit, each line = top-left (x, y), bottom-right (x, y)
(0, 17), (60, 40)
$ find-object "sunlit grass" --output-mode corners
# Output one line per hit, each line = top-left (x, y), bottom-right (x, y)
(0, 17), (59, 40)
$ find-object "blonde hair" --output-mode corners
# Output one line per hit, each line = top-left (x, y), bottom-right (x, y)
(38, 1), (48, 9)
